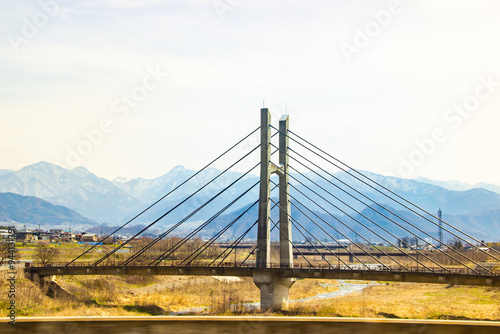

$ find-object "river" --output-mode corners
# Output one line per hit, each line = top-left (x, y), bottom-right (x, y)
(170, 280), (378, 315)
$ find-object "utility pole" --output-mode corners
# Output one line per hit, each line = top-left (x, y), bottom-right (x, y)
(437, 208), (443, 248)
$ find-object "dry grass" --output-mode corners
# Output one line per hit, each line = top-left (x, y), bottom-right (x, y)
(287, 282), (500, 321)
(1, 266), (340, 317)
(6, 241), (500, 320)
(289, 279), (338, 300)
(2, 266), (499, 320)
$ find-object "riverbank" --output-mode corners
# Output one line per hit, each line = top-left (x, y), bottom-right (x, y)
(172, 279), (376, 314)
(2, 268), (498, 320)
(286, 282), (500, 320)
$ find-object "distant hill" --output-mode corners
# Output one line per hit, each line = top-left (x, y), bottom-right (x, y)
(416, 176), (500, 195)
(1, 162), (500, 240)
(0, 192), (99, 228)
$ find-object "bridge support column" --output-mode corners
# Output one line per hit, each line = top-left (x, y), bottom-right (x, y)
(253, 272), (295, 311)
(279, 115), (293, 269)
(256, 108), (271, 268)
(254, 110), (295, 312)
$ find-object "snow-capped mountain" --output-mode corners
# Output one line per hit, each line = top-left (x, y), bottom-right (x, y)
(0, 162), (142, 224)
(416, 176), (500, 195)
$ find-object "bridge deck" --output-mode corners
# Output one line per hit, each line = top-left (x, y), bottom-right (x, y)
(25, 263), (499, 287)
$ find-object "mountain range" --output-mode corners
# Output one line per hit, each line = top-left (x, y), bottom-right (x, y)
(415, 176), (500, 194)
(0, 162), (499, 241)
(0, 192), (98, 229)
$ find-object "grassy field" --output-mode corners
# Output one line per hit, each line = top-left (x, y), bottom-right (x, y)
(2, 265), (499, 320)
(3, 241), (499, 320)
(0, 267), (338, 316)
(286, 282), (500, 320)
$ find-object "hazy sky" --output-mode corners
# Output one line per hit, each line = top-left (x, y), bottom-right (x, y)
(1, 0), (500, 185)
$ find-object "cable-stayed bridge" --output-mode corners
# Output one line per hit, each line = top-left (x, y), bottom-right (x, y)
(25, 109), (500, 310)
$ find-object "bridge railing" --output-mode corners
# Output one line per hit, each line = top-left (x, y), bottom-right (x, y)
(25, 261), (496, 276)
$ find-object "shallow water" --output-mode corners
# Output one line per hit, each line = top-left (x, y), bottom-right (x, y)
(292, 280), (377, 303)
(170, 279), (377, 315)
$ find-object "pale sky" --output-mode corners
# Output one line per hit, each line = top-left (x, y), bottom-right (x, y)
(1, 0), (500, 185)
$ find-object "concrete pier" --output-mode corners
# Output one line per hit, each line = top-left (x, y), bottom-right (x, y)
(253, 272), (295, 310)
(254, 109), (295, 311)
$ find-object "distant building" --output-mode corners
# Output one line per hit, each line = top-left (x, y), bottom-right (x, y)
(98, 235), (121, 245)
(35, 231), (51, 242)
(81, 233), (98, 242)
(337, 239), (352, 246)
(49, 228), (64, 233)
(0, 229), (14, 241)
(60, 232), (77, 242)
(16, 231), (37, 243)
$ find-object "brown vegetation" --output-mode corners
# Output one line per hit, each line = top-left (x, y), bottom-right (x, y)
(0, 266), (338, 317)
(286, 283), (500, 321)
(33, 242), (59, 265)
(5, 241), (499, 320)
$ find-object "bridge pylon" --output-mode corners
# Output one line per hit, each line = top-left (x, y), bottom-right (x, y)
(254, 108), (295, 311)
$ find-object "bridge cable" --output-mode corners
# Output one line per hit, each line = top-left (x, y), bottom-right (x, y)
(271, 180), (398, 271)
(269, 198), (338, 269)
(93, 144), (262, 266)
(148, 164), (267, 266)
(115, 174), (257, 266)
(285, 147), (487, 274)
(240, 214), (290, 267)
(287, 163), (456, 270)
(285, 127), (500, 260)
(286, 145), (498, 270)
(267, 184), (358, 269)
(148, 180), (259, 266)
(66, 126), (260, 266)
(272, 144), (437, 272)
(181, 200), (259, 266)
(239, 238), (258, 267)
(213, 189), (333, 268)
(238, 217), (279, 267)
(188, 183), (276, 266)
(286, 174), (432, 272)
(274, 136), (486, 273)
(118, 141), (278, 266)
(217, 197), (314, 268)
(289, 202), (365, 270)
(288, 168), (461, 273)
(123, 165), (260, 266)
(288, 167), (464, 273)
(212, 218), (259, 267)
(207, 147), (280, 267)
(268, 216), (314, 268)
(215, 221), (259, 267)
